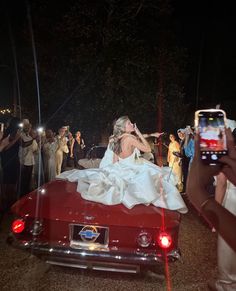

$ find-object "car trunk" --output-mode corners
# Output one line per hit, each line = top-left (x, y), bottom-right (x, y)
(11, 180), (180, 229)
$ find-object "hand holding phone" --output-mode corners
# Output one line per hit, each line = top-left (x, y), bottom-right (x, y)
(195, 109), (228, 165)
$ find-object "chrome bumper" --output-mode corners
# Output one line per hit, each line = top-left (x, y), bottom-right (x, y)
(7, 235), (181, 273)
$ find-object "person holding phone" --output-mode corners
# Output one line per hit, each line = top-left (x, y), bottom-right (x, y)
(187, 127), (236, 290)
(187, 129), (236, 251)
(209, 122), (236, 290)
(213, 172), (236, 290)
(18, 123), (38, 197)
(0, 117), (21, 210)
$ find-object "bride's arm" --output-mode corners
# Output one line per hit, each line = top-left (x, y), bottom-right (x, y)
(132, 125), (151, 153)
(143, 132), (164, 138)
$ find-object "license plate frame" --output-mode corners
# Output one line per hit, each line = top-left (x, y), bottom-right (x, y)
(69, 224), (109, 248)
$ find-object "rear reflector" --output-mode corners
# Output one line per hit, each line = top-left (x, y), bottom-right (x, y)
(12, 219), (25, 234)
(137, 232), (152, 247)
(157, 232), (172, 249)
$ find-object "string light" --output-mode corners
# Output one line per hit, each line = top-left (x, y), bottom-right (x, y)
(0, 108), (12, 115)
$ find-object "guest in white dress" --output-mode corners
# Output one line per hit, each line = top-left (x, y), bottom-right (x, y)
(55, 127), (69, 175)
(212, 124), (236, 291)
(209, 173), (236, 291)
(57, 116), (187, 213)
(43, 129), (58, 182)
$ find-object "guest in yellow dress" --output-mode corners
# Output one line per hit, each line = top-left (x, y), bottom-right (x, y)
(167, 134), (183, 192)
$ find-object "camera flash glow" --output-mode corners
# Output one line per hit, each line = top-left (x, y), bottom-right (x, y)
(40, 188), (46, 194)
(37, 127), (44, 133)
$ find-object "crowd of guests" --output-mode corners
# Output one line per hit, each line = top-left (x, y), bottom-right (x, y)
(0, 116), (196, 214)
(1, 113), (236, 289)
(166, 126), (194, 194)
(0, 119), (191, 208)
(0, 117), (86, 213)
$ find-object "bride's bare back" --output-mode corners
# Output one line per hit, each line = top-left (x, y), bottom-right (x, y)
(118, 133), (151, 159)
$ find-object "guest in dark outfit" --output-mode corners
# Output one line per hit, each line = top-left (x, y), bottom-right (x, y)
(177, 128), (190, 193)
(1, 117), (21, 210)
(70, 131), (85, 168)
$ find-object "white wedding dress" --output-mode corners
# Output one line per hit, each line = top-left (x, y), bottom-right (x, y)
(57, 147), (188, 213)
(216, 181), (236, 290)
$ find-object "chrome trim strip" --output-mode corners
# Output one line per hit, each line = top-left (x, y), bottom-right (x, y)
(46, 260), (88, 269)
(9, 236), (181, 266)
(46, 259), (140, 273)
(92, 265), (138, 273)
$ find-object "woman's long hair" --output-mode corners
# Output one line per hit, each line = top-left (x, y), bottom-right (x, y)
(109, 116), (130, 155)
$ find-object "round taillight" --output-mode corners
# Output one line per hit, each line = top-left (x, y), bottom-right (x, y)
(157, 232), (172, 249)
(12, 219), (25, 234)
(137, 232), (152, 247)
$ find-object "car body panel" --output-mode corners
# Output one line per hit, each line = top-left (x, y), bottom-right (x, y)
(9, 179), (182, 273)
(12, 180), (180, 228)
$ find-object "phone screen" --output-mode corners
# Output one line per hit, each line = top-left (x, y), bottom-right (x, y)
(196, 110), (227, 164)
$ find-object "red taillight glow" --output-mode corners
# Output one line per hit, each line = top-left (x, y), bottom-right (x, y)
(12, 219), (25, 234)
(157, 232), (172, 249)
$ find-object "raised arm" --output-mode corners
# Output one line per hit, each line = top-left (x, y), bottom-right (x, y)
(70, 138), (75, 157)
(133, 124), (151, 153)
(143, 132), (164, 139)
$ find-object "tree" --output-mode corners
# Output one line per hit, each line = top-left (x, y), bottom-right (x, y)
(7, 0), (190, 142)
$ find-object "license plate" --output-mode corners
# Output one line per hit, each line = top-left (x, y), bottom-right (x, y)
(69, 224), (109, 247)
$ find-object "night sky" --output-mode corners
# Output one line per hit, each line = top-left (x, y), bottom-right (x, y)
(0, 0), (236, 127)
(173, 1), (236, 118)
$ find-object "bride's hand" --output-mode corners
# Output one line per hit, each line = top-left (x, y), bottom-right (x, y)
(150, 132), (164, 138)
(133, 123), (140, 135)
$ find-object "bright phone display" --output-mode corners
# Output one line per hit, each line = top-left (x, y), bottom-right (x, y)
(195, 109), (227, 165)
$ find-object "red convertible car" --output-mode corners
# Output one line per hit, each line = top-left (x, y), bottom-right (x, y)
(8, 179), (181, 273)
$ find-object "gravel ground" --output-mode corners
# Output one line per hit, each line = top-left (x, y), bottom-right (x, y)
(0, 199), (217, 291)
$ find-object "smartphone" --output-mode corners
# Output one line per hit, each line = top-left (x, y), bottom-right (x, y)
(195, 109), (227, 165)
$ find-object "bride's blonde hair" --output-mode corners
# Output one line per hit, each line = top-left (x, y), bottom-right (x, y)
(109, 115), (130, 154)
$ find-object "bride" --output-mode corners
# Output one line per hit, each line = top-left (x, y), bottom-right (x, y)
(57, 116), (188, 213)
